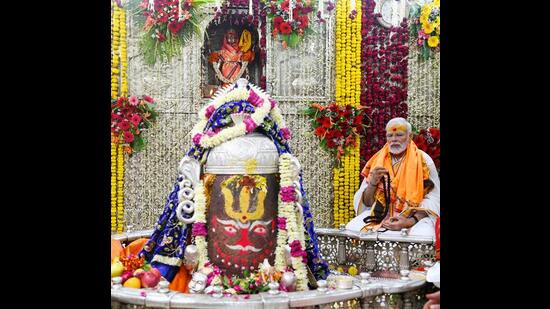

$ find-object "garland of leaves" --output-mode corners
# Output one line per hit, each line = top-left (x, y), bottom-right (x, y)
(127, 0), (217, 65)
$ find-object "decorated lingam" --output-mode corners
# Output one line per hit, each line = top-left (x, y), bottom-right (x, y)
(138, 78), (329, 294)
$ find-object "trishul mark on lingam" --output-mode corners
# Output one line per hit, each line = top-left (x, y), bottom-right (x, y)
(221, 175), (267, 224)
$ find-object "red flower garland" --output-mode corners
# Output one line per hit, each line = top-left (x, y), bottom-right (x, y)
(359, 0), (410, 172)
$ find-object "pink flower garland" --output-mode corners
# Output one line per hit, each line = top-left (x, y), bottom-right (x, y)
(205, 105), (216, 119)
(277, 217), (287, 230)
(192, 222), (208, 237)
(279, 127), (291, 140)
(247, 90), (264, 107)
(243, 116), (258, 133)
(279, 186), (296, 203)
(290, 240), (308, 264)
(192, 133), (203, 145)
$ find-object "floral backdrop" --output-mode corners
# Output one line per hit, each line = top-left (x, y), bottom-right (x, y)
(114, 0), (440, 232)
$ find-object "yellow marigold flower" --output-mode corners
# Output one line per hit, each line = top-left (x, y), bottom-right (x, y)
(428, 36), (440, 47)
(434, 0), (440, 7)
(420, 17), (428, 28)
(348, 265), (358, 276)
(436, 26), (440, 35)
(421, 4), (432, 17)
(422, 22), (435, 34)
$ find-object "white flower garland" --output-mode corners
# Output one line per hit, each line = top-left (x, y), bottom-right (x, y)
(190, 83), (286, 150)
(193, 182), (208, 268)
(275, 153), (309, 291)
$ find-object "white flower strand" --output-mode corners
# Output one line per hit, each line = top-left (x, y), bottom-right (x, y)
(276, 153), (309, 291)
(192, 182), (209, 268)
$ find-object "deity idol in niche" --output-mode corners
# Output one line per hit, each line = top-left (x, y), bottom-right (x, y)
(208, 28), (255, 88)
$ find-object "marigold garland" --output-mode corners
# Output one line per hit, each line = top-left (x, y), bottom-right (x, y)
(111, 2), (128, 233)
(332, 0), (361, 228)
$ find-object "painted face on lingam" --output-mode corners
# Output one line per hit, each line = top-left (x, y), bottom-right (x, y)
(207, 174), (279, 277)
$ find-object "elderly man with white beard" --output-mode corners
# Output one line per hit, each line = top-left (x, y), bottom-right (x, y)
(346, 118), (440, 238)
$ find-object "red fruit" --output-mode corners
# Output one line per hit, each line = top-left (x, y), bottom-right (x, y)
(149, 268), (161, 280)
(121, 270), (133, 284)
(140, 271), (161, 288)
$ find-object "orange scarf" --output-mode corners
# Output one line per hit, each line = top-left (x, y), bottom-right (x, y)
(361, 141), (429, 214)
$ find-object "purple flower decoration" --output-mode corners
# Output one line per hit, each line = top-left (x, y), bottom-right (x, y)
(277, 217), (287, 230)
(290, 240), (308, 264)
(279, 128), (292, 140)
(205, 105), (216, 118)
(280, 186), (296, 202)
(243, 116), (257, 133)
(192, 222), (208, 237)
(192, 133), (203, 145)
(247, 90), (263, 107)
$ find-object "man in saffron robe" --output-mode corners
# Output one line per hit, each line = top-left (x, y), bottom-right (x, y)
(346, 117), (440, 238)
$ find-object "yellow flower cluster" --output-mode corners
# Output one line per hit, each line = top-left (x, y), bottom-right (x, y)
(111, 2), (128, 232)
(119, 7), (128, 96)
(333, 0), (362, 227)
(111, 2), (120, 99)
(111, 142), (118, 232)
(420, 0), (440, 48)
(116, 143), (125, 233)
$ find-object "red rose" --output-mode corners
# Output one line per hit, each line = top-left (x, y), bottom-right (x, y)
(130, 114), (142, 126)
(314, 126), (327, 137)
(297, 15), (309, 29)
(111, 113), (121, 121)
(318, 116), (332, 129)
(326, 139), (337, 148)
(124, 131), (135, 143)
(279, 22), (292, 34)
(281, 0), (289, 11)
(168, 21), (185, 34)
(118, 120), (131, 131)
(142, 95), (154, 103)
(273, 16), (284, 28)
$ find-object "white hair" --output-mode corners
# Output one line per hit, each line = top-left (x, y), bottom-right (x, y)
(385, 117), (412, 134)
